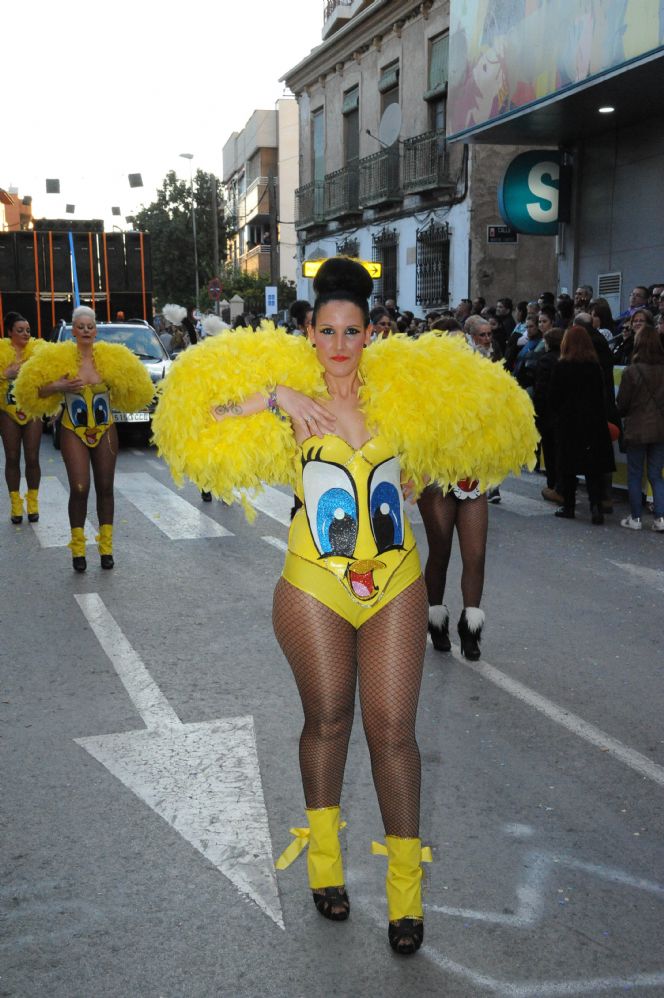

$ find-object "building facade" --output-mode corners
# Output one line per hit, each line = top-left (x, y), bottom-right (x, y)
(447, 0), (664, 313)
(283, 0), (555, 312)
(222, 100), (299, 285)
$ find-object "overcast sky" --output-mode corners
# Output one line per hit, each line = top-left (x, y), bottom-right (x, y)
(4, 0), (323, 227)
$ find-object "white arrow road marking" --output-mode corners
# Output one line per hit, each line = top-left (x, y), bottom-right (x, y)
(73, 593), (283, 929)
(22, 476), (95, 548)
(609, 560), (664, 593)
(115, 472), (232, 540)
(449, 645), (664, 787)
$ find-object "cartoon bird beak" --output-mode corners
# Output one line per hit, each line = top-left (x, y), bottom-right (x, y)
(346, 558), (386, 600)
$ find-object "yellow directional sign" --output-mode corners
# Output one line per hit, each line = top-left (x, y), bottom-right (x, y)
(302, 258), (382, 280)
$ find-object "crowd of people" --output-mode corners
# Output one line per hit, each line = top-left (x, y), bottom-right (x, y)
(284, 282), (664, 533)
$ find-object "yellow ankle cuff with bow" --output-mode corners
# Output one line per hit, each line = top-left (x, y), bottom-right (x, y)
(372, 836), (432, 921)
(68, 527), (87, 557)
(275, 805), (347, 889)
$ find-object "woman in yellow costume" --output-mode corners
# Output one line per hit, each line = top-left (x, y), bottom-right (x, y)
(152, 258), (538, 955)
(14, 305), (154, 571)
(0, 312), (45, 524)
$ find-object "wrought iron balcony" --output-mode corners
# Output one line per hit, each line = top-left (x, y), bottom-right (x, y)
(324, 164), (360, 220)
(359, 148), (401, 207)
(324, 0), (353, 18)
(295, 182), (325, 229)
(402, 129), (453, 193)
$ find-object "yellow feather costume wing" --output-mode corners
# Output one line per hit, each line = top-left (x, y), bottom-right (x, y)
(151, 324), (325, 505)
(359, 332), (539, 493)
(14, 341), (154, 419)
(93, 342), (155, 411)
(0, 337), (44, 390)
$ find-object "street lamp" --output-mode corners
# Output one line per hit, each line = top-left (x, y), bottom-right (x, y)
(179, 152), (200, 303)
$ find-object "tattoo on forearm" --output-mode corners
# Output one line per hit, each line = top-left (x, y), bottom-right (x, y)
(214, 402), (243, 417)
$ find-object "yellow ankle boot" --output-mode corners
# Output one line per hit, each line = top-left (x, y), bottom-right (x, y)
(275, 805), (349, 920)
(26, 489), (39, 522)
(69, 527), (87, 572)
(372, 835), (432, 955)
(97, 524), (114, 569)
(10, 491), (23, 523)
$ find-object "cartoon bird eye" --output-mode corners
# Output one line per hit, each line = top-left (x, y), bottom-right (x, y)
(368, 457), (404, 553)
(93, 394), (109, 425)
(6, 385), (16, 406)
(68, 396), (88, 427)
(302, 460), (358, 557)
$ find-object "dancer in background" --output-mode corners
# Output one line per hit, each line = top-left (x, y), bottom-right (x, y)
(15, 306), (153, 570)
(0, 312), (44, 524)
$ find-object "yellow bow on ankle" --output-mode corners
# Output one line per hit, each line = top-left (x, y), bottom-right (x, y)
(275, 819), (347, 870)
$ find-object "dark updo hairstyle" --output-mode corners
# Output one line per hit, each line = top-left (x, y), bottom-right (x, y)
(312, 257), (372, 326)
(4, 311), (28, 333)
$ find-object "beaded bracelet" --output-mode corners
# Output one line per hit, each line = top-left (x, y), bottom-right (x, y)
(266, 389), (287, 421)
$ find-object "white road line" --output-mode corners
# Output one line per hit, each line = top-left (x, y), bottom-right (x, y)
(452, 646), (664, 787)
(240, 485), (294, 526)
(23, 476), (95, 548)
(148, 459), (166, 473)
(490, 490), (549, 517)
(262, 535), (288, 553)
(75, 593), (180, 729)
(131, 449), (143, 457)
(115, 472), (232, 540)
(610, 560), (664, 593)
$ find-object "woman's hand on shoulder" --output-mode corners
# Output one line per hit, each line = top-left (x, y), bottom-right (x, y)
(275, 385), (336, 437)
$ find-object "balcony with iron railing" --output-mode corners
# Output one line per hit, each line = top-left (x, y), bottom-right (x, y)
(358, 148), (401, 207)
(402, 129), (453, 194)
(324, 163), (360, 220)
(323, 0), (355, 38)
(295, 181), (325, 229)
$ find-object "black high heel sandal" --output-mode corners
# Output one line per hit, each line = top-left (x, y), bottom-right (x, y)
(312, 886), (350, 921)
(100, 554), (115, 569)
(72, 556), (87, 573)
(389, 917), (424, 955)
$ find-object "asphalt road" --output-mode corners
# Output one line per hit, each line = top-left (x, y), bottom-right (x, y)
(2, 434), (663, 998)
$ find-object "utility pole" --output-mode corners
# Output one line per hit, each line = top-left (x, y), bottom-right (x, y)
(211, 175), (220, 316)
(268, 171), (279, 286)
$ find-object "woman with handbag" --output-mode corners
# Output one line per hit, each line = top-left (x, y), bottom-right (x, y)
(616, 325), (664, 531)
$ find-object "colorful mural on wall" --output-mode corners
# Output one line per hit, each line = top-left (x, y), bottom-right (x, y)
(448, 0), (664, 138)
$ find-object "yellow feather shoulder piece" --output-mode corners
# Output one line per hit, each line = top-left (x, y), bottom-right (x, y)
(359, 332), (539, 493)
(13, 342), (79, 418)
(152, 324), (325, 507)
(0, 337), (44, 386)
(93, 342), (154, 411)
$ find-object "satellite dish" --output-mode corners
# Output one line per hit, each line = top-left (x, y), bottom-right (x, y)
(378, 104), (402, 147)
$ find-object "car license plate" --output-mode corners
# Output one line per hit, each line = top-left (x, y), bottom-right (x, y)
(115, 411), (150, 423)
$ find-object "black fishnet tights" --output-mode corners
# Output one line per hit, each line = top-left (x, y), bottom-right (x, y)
(273, 576), (428, 838)
(0, 412), (42, 492)
(417, 486), (488, 607)
(60, 424), (118, 528)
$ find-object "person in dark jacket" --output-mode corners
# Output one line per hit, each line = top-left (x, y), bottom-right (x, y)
(548, 325), (615, 524)
(182, 306), (198, 346)
(533, 327), (564, 502)
(616, 326), (664, 532)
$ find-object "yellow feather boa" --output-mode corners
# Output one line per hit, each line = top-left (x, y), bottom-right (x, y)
(360, 332), (539, 493)
(153, 324), (538, 509)
(151, 325), (326, 507)
(0, 337), (44, 389)
(14, 340), (155, 419)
